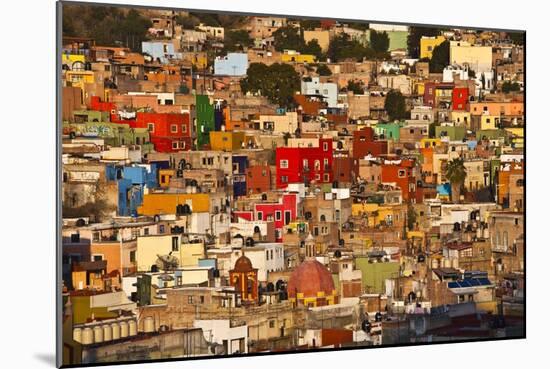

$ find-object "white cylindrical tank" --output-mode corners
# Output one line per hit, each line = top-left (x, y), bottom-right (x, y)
(443, 259), (451, 268)
(93, 326), (104, 343)
(483, 228), (489, 239)
(128, 320), (137, 336)
(82, 327), (94, 345)
(103, 324), (112, 341)
(73, 327), (82, 343)
(120, 321), (129, 338)
(111, 323), (120, 340)
(431, 258), (438, 269)
(144, 317), (155, 333)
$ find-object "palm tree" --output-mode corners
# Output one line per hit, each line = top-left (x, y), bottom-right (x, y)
(445, 158), (466, 203)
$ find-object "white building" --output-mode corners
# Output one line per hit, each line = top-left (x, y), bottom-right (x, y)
(301, 77), (338, 108)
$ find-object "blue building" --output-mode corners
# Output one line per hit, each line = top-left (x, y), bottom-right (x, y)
(232, 155), (249, 198)
(214, 53), (248, 76)
(141, 41), (178, 64)
(107, 164), (159, 216)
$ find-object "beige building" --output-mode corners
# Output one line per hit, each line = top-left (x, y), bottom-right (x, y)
(450, 41), (493, 73)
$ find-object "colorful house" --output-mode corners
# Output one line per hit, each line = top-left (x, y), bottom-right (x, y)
(276, 138), (333, 188)
(196, 95), (215, 148)
(254, 193), (298, 241)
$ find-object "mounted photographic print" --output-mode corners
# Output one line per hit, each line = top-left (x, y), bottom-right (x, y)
(57, 1), (526, 367)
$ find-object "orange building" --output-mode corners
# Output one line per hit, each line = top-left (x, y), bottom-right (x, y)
(246, 165), (272, 194)
(229, 255), (259, 303)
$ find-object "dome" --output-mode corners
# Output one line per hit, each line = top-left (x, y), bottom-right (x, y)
(233, 255), (254, 272)
(287, 260), (335, 299)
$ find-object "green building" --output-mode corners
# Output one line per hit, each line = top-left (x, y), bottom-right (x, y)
(63, 120), (153, 152)
(374, 122), (402, 141)
(435, 125), (466, 141)
(368, 30), (408, 52)
(355, 257), (400, 294)
(196, 94), (215, 149)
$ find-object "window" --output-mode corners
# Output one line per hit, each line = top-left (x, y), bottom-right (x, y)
(257, 212), (263, 220)
(281, 175), (288, 183)
(159, 225), (165, 234)
(323, 142), (329, 151)
(147, 123), (154, 132)
(172, 236), (179, 251)
(266, 250), (270, 260)
(323, 173), (330, 182)
(398, 169), (406, 178)
(172, 142), (178, 149)
(200, 295), (205, 304)
(182, 124), (187, 133)
(171, 124), (178, 133)
(92, 254), (103, 262)
(188, 296), (194, 304)
(70, 233), (80, 243)
(275, 211), (282, 221)
(280, 160), (289, 169)
(144, 228), (149, 235)
(130, 251), (136, 263)
(92, 232), (100, 242)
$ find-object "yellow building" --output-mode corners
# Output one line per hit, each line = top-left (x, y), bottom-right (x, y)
(209, 131), (245, 151)
(62, 53), (86, 70)
(159, 169), (175, 187)
(451, 111), (471, 126)
(450, 42), (493, 73)
(303, 30), (331, 51)
(351, 203), (402, 228)
(420, 138), (442, 149)
(281, 50), (316, 63)
(65, 70), (95, 89)
(480, 114), (500, 130)
(420, 36), (446, 59)
(136, 234), (205, 272)
(505, 127), (524, 149)
(138, 193), (210, 216)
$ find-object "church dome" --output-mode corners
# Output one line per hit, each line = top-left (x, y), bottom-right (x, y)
(233, 255), (254, 272)
(287, 259), (335, 299)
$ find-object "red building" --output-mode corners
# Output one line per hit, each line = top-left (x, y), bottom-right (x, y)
(275, 138), (333, 188)
(134, 112), (192, 152)
(254, 193), (298, 241)
(452, 87), (469, 111)
(89, 97), (192, 152)
(381, 158), (420, 202)
(353, 128), (388, 159)
(246, 165), (272, 195)
(89, 96), (118, 122)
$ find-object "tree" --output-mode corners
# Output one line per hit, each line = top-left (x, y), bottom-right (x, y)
(62, 5), (151, 52)
(223, 30), (252, 52)
(301, 39), (325, 61)
(273, 25), (305, 52)
(347, 80), (365, 95)
(316, 64), (332, 76)
(328, 33), (374, 62)
(429, 40), (450, 73)
(445, 158), (467, 204)
(502, 81), (521, 93)
(384, 89), (407, 121)
(370, 30), (390, 54)
(300, 19), (321, 30)
(407, 26), (442, 59)
(508, 32), (525, 45)
(240, 63), (301, 109)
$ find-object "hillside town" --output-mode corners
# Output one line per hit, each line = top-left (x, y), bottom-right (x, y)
(60, 4), (525, 366)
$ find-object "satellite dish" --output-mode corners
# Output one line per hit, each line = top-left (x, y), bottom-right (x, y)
(155, 253), (179, 271)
